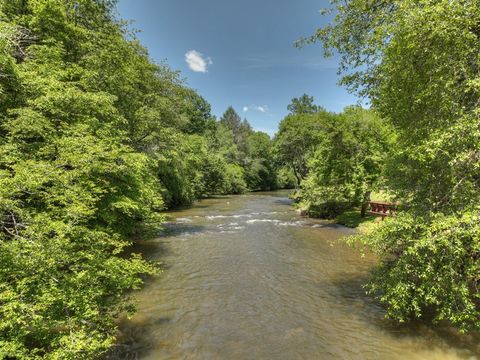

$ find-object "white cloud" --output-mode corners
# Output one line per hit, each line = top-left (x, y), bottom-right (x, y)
(242, 105), (269, 113)
(185, 50), (212, 73)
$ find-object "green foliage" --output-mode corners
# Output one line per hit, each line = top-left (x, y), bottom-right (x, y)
(310, 0), (480, 330)
(352, 210), (480, 331)
(157, 132), (207, 207)
(335, 210), (376, 230)
(287, 93), (323, 115)
(274, 111), (335, 184)
(276, 166), (296, 189)
(179, 88), (213, 135)
(303, 107), (392, 217)
(0, 1), (163, 357)
(219, 106), (242, 136)
(244, 132), (277, 191)
(223, 163), (247, 194)
(211, 122), (241, 164)
(212, 107), (281, 192)
(219, 107), (253, 162)
(275, 106), (392, 217)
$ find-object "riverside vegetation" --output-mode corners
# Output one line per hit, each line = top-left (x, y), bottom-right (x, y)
(301, 0), (480, 333)
(0, 0), (479, 359)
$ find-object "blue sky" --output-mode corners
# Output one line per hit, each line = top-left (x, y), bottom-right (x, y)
(116, 0), (360, 136)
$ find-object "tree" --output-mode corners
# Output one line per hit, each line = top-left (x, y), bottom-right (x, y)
(287, 93), (322, 115)
(219, 106), (242, 136)
(180, 88), (213, 135)
(308, 0), (480, 331)
(299, 107), (392, 217)
(245, 132), (278, 191)
(274, 111), (334, 185)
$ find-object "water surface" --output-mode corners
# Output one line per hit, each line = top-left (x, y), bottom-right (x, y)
(113, 191), (479, 360)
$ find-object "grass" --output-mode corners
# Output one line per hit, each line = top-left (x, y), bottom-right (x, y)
(335, 210), (380, 233)
(335, 189), (394, 232)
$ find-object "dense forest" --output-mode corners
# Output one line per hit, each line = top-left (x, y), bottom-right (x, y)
(0, 0), (479, 358)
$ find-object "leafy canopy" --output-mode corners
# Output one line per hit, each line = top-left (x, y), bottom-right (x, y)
(308, 0), (480, 331)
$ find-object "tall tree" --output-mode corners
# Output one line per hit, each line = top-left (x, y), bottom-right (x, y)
(219, 106), (242, 136)
(274, 111), (333, 185)
(299, 107), (392, 217)
(287, 93), (322, 115)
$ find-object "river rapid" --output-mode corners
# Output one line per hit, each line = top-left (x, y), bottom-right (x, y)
(112, 191), (479, 360)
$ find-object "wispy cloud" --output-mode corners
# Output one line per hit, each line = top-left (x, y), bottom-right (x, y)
(243, 105), (269, 113)
(185, 50), (212, 73)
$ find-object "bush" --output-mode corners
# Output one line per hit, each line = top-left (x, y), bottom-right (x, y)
(352, 209), (480, 331)
(223, 163), (247, 194)
(300, 175), (362, 218)
(276, 167), (296, 189)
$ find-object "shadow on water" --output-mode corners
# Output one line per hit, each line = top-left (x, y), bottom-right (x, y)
(105, 317), (166, 360)
(105, 264), (173, 358)
(331, 272), (480, 358)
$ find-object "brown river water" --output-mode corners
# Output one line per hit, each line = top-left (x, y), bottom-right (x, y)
(111, 191), (480, 360)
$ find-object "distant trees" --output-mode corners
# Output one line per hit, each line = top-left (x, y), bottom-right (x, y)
(215, 107), (279, 192)
(306, 0), (480, 331)
(287, 93), (323, 115)
(245, 132), (277, 191)
(219, 106), (254, 161)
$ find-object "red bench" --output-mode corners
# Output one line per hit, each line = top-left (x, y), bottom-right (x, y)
(368, 201), (397, 220)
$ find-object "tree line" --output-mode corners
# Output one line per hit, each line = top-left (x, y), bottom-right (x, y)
(275, 97), (392, 218)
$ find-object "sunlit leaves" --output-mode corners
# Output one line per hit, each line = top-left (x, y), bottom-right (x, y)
(312, 0), (480, 330)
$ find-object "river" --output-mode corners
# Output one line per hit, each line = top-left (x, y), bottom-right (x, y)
(112, 191), (479, 360)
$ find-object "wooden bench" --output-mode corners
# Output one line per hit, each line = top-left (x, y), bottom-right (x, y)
(368, 201), (397, 220)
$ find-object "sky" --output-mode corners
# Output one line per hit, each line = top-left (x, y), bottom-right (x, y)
(116, 0), (360, 136)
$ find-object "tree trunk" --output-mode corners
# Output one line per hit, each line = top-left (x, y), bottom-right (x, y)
(360, 190), (372, 218)
(291, 162), (301, 188)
